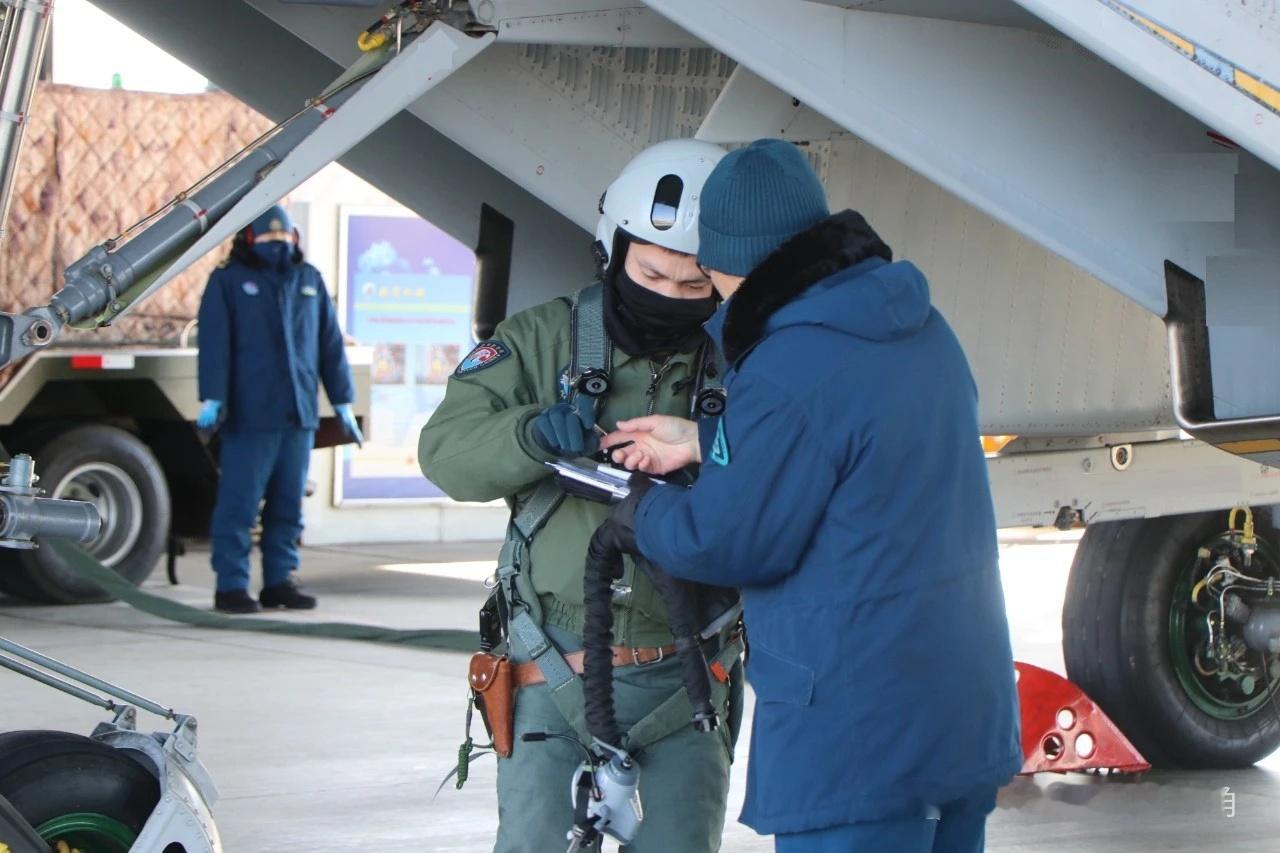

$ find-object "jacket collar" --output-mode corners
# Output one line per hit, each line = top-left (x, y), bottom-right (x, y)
(720, 210), (892, 363)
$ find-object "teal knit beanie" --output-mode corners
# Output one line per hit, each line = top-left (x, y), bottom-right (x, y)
(697, 139), (830, 276)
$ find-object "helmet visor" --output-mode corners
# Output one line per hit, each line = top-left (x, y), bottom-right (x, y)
(650, 174), (684, 231)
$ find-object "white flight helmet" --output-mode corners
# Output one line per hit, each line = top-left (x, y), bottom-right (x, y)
(594, 139), (728, 266)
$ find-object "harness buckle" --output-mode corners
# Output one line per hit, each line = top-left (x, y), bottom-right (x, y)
(695, 387), (726, 418)
(575, 368), (611, 398)
(632, 646), (665, 667)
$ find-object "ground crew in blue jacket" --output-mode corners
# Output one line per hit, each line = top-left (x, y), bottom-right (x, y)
(600, 140), (1022, 852)
(196, 204), (362, 614)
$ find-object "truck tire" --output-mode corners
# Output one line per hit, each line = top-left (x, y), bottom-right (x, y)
(0, 730), (159, 851)
(7, 425), (169, 604)
(0, 555), (44, 601)
(1063, 510), (1280, 768)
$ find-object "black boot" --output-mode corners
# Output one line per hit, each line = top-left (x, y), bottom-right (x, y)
(214, 589), (262, 614)
(259, 578), (317, 610)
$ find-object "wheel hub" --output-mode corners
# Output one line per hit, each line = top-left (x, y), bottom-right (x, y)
(1169, 528), (1280, 720)
(51, 462), (143, 568)
(36, 812), (137, 853)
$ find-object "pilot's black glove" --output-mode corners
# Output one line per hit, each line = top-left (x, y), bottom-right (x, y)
(592, 474), (655, 556)
(530, 401), (599, 457)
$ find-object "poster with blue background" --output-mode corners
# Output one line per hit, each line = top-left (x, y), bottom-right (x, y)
(338, 208), (474, 501)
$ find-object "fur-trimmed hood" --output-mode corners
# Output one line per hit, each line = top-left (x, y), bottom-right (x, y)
(710, 210), (931, 363)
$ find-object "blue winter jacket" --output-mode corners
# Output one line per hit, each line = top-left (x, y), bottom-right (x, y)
(197, 255), (354, 431)
(635, 211), (1022, 836)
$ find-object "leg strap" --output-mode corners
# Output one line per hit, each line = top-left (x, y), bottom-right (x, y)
(622, 633), (745, 754)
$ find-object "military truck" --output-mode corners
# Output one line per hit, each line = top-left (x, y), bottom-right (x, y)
(0, 345), (369, 603)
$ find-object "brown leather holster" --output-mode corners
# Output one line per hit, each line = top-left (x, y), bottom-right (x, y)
(468, 652), (515, 758)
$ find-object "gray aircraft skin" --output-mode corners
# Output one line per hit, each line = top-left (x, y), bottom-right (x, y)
(1, 6), (1279, 847)
(80, 1), (1279, 475)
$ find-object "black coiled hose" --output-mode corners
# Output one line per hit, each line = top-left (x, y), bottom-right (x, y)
(582, 519), (718, 751)
(583, 522), (625, 748)
(643, 564), (718, 732)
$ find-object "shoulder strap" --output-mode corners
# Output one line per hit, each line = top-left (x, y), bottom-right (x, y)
(486, 287), (617, 745)
(570, 283), (611, 383)
(569, 284), (613, 414)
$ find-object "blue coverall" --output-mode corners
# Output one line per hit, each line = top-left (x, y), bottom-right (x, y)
(196, 247), (354, 593)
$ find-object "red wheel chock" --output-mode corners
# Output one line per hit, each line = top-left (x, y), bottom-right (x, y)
(1015, 662), (1150, 774)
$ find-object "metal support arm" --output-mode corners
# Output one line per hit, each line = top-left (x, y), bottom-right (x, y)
(0, 3), (493, 371)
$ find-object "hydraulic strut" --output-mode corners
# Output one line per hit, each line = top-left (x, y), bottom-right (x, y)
(0, 1), (493, 372)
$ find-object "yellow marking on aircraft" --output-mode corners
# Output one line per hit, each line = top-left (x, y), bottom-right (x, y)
(1112, 4), (1195, 56)
(1217, 438), (1280, 455)
(1101, 0), (1279, 117)
(1235, 70), (1280, 113)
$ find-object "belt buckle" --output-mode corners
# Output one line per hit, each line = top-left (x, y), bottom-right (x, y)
(632, 646), (664, 667)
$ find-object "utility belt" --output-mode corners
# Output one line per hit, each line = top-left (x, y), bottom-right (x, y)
(468, 616), (743, 760)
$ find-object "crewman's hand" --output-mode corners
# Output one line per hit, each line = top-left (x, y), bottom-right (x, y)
(531, 401), (598, 457)
(603, 415), (699, 475)
(196, 400), (223, 430)
(335, 403), (364, 448)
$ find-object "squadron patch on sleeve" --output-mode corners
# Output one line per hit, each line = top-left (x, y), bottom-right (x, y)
(455, 341), (512, 376)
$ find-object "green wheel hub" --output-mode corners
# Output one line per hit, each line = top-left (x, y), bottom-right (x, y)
(1169, 532), (1280, 720)
(35, 812), (137, 852)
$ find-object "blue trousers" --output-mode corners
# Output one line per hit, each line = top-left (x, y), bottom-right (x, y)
(774, 786), (996, 853)
(210, 428), (313, 593)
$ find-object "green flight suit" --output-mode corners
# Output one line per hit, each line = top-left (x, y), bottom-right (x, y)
(419, 295), (737, 853)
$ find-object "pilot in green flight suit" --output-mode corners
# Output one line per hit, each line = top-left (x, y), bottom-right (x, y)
(419, 139), (742, 852)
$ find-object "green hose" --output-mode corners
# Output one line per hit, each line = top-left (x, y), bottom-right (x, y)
(48, 539), (476, 653)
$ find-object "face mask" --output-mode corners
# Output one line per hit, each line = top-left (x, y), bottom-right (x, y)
(251, 239), (294, 273)
(605, 266), (718, 358)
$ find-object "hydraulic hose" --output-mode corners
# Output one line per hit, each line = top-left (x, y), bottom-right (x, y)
(638, 563), (717, 731)
(583, 523), (625, 749)
(582, 520), (718, 752)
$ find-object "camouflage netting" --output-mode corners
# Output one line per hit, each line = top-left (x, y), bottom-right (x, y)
(0, 82), (273, 346)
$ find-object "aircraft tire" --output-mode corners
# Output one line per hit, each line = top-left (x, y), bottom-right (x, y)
(0, 730), (159, 850)
(1062, 511), (1280, 768)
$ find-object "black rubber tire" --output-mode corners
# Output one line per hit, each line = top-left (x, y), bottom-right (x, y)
(0, 551), (45, 601)
(10, 425), (170, 604)
(0, 730), (159, 839)
(1063, 510), (1280, 768)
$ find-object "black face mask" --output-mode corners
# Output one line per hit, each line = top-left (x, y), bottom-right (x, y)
(251, 240), (295, 275)
(604, 265), (718, 358)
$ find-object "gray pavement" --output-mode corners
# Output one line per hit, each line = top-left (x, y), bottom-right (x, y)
(0, 538), (1276, 851)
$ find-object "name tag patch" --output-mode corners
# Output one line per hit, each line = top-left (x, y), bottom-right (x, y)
(456, 341), (512, 376)
(300, 285), (318, 297)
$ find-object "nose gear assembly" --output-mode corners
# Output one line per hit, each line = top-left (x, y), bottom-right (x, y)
(0, 635), (221, 852)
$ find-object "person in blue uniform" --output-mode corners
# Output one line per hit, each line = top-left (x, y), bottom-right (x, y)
(601, 140), (1021, 852)
(196, 204), (362, 613)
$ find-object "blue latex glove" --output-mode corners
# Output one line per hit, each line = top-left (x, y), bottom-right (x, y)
(530, 401), (598, 458)
(196, 399), (222, 430)
(335, 403), (364, 447)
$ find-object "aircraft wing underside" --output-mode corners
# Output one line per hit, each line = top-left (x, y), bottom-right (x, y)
(89, 0), (1280, 446)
